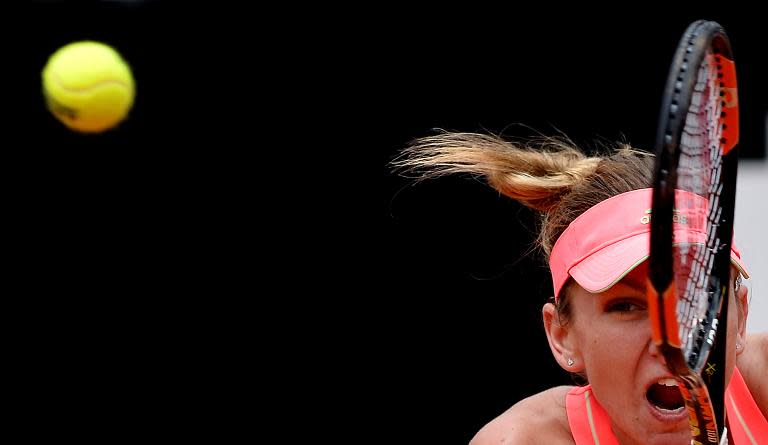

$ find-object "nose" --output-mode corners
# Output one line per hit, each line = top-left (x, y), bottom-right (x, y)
(648, 340), (668, 366)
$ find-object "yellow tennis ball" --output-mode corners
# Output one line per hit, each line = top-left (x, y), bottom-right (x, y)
(42, 41), (136, 133)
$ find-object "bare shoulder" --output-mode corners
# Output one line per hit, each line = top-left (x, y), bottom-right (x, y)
(737, 332), (768, 419)
(468, 386), (574, 445)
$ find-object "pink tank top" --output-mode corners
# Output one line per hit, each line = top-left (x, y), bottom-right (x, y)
(566, 367), (767, 444)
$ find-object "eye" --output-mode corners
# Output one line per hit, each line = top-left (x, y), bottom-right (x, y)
(606, 299), (647, 313)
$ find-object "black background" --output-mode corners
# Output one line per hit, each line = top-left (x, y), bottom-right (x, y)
(19, 2), (766, 442)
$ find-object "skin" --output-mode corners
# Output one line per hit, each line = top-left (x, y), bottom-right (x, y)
(469, 263), (764, 445)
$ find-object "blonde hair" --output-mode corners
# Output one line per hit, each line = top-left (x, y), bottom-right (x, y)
(391, 130), (655, 261)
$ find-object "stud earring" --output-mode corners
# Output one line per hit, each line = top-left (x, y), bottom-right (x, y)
(736, 343), (742, 350)
(567, 357), (575, 367)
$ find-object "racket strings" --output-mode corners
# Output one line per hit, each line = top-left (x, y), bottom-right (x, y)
(674, 49), (728, 371)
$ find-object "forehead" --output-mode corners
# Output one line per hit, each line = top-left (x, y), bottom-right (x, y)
(614, 261), (649, 291)
(567, 260), (739, 299)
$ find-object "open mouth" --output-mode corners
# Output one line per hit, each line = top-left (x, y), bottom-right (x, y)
(646, 378), (685, 412)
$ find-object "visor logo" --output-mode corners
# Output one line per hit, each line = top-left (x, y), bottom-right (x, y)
(641, 209), (651, 224)
(640, 209), (688, 225)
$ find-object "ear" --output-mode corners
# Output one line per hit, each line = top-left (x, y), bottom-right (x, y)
(543, 302), (584, 372)
(734, 281), (749, 357)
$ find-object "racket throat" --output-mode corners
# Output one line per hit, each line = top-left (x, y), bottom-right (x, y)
(676, 374), (722, 444)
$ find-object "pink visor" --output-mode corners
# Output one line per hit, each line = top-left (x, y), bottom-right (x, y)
(549, 188), (749, 300)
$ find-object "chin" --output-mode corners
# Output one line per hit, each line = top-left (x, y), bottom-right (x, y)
(637, 424), (691, 445)
(619, 414), (689, 445)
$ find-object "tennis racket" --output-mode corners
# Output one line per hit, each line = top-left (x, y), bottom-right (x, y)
(647, 20), (739, 445)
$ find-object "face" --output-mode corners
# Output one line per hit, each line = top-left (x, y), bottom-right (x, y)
(544, 263), (747, 445)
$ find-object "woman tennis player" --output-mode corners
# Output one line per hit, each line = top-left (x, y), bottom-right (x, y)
(392, 132), (767, 444)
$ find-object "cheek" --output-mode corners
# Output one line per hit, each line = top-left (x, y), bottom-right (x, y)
(580, 324), (646, 374)
(582, 329), (648, 413)
(723, 293), (740, 382)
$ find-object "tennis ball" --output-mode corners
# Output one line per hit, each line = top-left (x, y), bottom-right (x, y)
(42, 41), (135, 133)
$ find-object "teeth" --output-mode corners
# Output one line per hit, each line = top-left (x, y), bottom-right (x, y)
(657, 378), (678, 386)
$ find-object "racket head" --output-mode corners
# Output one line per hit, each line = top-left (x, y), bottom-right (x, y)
(647, 19), (739, 443)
